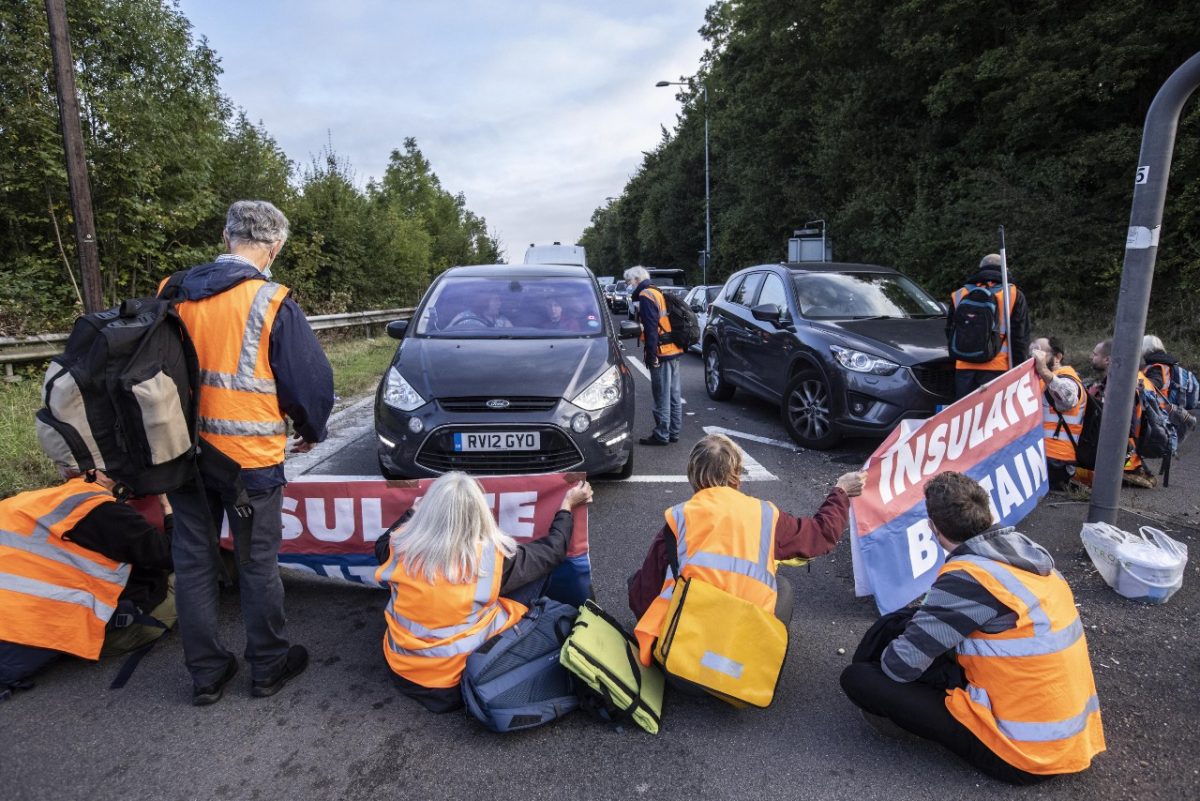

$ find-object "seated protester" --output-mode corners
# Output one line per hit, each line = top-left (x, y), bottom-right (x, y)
(1141, 334), (1198, 437)
(628, 434), (864, 666)
(0, 467), (175, 698)
(1089, 338), (1157, 488)
(374, 471), (592, 713)
(1030, 337), (1086, 490)
(840, 472), (1105, 785)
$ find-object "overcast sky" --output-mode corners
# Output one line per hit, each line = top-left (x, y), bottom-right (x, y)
(176, 0), (711, 263)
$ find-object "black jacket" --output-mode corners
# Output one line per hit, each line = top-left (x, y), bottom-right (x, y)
(64, 501), (173, 612)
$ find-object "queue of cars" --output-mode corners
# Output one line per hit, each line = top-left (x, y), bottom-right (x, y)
(373, 256), (955, 479)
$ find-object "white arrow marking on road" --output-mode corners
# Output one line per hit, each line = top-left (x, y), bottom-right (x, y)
(702, 425), (800, 452)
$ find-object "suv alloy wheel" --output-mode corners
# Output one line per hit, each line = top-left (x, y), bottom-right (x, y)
(782, 369), (841, 449)
(705, 345), (735, 400)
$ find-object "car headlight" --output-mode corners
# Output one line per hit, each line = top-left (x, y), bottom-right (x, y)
(830, 345), (899, 376)
(382, 366), (426, 411)
(572, 365), (622, 411)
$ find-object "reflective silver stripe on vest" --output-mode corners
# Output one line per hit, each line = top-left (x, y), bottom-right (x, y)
(28, 490), (111, 544)
(198, 417), (287, 437)
(671, 503), (688, 571)
(0, 571), (117, 620)
(669, 499), (776, 591)
(700, 650), (744, 679)
(197, 282), (283, 396)
(957, 617), (1084, 658)
(687, 552), (777, 590)
(385, 605), (512, 658)
(951, 555), (1051, 636)
(0, 529), (131, 586)
(968, 685), (1100, 743)
(384, 543), (501, 641)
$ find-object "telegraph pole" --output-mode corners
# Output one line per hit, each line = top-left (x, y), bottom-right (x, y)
(45, 0), (103, 312)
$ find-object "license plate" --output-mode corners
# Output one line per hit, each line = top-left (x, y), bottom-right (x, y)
(453, 431), (541, 452)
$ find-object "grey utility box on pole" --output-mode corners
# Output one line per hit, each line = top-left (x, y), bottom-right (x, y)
(788, 220), (832, 262)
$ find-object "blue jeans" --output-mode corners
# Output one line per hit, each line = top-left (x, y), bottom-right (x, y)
(649, 357), (683, 442)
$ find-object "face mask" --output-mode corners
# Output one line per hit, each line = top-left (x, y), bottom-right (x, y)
(262, 265), (272, 280)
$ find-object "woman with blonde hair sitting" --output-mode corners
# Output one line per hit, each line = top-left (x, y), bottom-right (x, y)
(628, 434), (864, 669)
(375, 471), (592, 712)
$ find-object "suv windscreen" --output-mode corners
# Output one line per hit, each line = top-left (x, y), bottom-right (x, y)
(792, 273), (943, 319)
(415, 276), (604, 337)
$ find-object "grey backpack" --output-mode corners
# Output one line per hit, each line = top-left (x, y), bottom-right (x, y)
(461, 598), (579, 732)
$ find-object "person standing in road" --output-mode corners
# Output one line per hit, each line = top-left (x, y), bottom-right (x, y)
(165, 200), (334, 706)
(947, 254), (1031, 399)
(625, 266), (683, 445)
(840, 471), (1105, 784)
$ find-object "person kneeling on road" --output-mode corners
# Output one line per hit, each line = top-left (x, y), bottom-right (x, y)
(374, 471), (593, 713)
(1030, 336), (1087, 491)
(628, 434), (864, 672)
(840, 471), (1105, 785)
(0, 466), (174, 699)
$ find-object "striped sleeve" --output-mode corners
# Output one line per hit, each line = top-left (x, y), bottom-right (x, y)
(880, 571), (1010, 682)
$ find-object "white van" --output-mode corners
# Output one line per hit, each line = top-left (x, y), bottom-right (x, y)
(524, 242), (587, 268)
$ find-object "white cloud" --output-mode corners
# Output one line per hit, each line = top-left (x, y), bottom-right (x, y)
(178, 0), (710, 262)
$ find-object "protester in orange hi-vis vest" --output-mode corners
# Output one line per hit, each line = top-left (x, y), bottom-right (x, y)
(375, 472), (593, 713)
(625, 266), (684, 446)
(628, 435), (863, 672)
(841, 472), (1105, 785)
(163, 200), (334, 706)
(0, 466), (174, 697)
(947, 254), (1031, 400)
(1030, 337), (1086, 490)
(1088, 339), (1156, 488)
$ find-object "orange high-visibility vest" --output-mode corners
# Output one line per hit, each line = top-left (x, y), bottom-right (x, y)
(0, 478), (130, 660)
(634, 486), (780, 666)
(167, 274), (291, 468)
(375, 540), (526, 688)
(941, 556), (1106, 775)
(639, 286), (684, 358)
(951, 283), (1018, 371)
(1041, 365), (1086, 463)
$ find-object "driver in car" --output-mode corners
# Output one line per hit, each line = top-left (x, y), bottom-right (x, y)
(449, 290), (514, 329)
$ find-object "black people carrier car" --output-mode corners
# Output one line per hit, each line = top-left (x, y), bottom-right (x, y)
(702, 262), (955, 449)
(375, 264), (640, 478)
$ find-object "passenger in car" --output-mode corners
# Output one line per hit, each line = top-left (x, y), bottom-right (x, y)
(627, 434), (864, 667)
(541, 296), (580, 331)
(374, 471), (592, 712)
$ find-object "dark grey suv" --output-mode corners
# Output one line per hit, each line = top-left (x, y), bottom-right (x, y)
(702, 262), (954, 448)
(375, 264), (639, 478)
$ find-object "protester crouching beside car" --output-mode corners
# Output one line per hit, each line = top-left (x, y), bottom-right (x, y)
(628, 434), (864, 667)
(625, 266), (683, 445)
(840, 471), (1105, 785)
(374, 472), (593, 713)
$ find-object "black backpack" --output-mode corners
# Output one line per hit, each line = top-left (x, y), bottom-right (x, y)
(35, 274), (200, 496)
(1136, 382), (1176, 459)
(461, 598), (580, 733)
(661, 290), (700, 350)
(948, 283), (1002, 363)
(1071, 392), (1103, 470)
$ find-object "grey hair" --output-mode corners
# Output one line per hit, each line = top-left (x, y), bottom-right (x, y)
(624, 265), (649, 283)
(1142, 334), (1165, 357)
(225, 200), (289, 248)
(389, 472), (517, 584)
(979, 253), (1002, 269)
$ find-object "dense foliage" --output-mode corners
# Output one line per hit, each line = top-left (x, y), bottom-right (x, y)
(581, 0), (1200, 335)
(0, 0), (500, 333)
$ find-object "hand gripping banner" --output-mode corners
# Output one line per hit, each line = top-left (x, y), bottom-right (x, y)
(849, 360), (1048, 613)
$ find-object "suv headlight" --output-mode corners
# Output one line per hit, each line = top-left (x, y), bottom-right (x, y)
(382, 366), (426, 411)
(572, 365), (622, 411)
(830, 345), (898, 376)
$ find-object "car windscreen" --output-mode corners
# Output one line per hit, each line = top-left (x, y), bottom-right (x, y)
(414, 276), (605, 337)
(792, 273), (944, 319)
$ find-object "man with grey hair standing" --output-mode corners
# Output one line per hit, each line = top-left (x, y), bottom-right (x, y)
(946, 253), (1031, 399)
(164, 200), (333, 705)
(624, 265), (683, 445)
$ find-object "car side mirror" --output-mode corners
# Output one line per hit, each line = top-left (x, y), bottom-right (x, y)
(386, 319), (409, 339)
(751, 303), (783, 324)
(618, 321), (641, 339)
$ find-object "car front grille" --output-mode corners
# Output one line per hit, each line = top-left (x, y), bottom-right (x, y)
(438, 396), (560, 413)
(415, 426), (583, 475)
(910, 361), (956, 399)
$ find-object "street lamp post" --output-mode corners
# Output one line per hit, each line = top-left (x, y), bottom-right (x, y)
(656, 78), (710, 286)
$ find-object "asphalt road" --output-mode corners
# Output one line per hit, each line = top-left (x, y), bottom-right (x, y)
(5, 328), (1199, 801)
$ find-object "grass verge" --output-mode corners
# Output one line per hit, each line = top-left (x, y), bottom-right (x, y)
(0, 336), (396, 499)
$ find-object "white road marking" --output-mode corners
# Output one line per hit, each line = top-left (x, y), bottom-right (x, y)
(627, 356), (650, 381)
(702, 425), (800, 452)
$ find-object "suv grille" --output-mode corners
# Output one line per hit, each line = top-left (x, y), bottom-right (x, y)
(910, 361), (955, 399)
(439, 396), (559, 413)
(415, 427), (583, 475)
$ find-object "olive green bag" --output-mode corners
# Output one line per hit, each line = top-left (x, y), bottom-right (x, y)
(559, 600), (664, 734)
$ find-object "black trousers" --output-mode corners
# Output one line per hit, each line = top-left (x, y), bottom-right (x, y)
(954, 368), (1004, 400)
(840, 615), (1049, 786)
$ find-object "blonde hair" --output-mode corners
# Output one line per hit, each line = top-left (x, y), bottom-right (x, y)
(687, 434), (743, 491)
(1142, 334), (1165, 358)
(390, 472), (517, 584)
